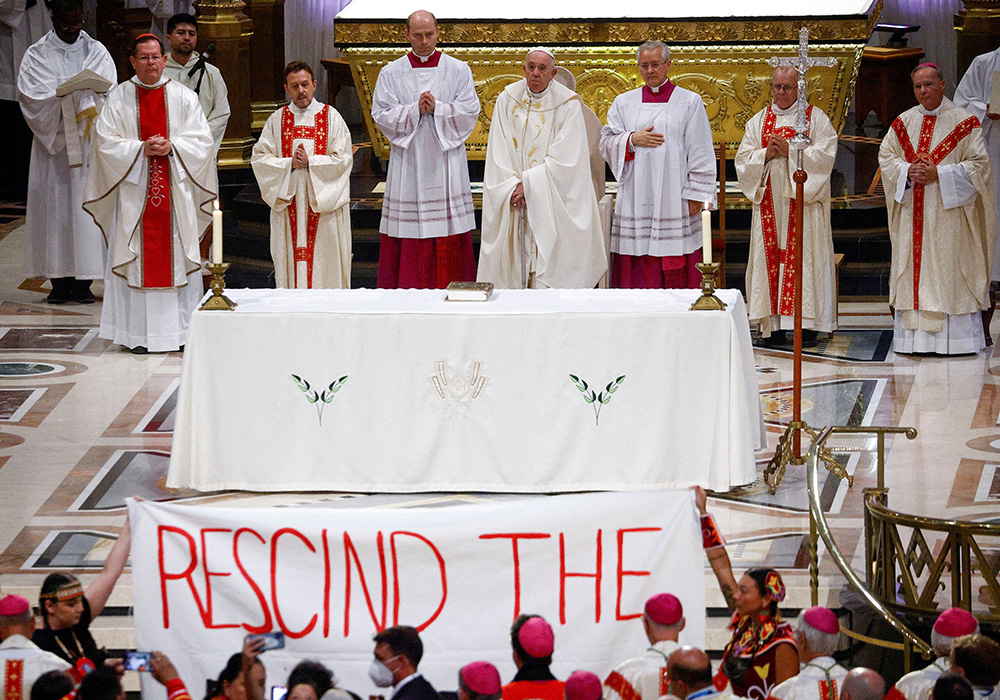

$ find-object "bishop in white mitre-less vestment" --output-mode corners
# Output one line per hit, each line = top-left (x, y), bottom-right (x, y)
(769, 657), (848, 700)
(600, 70), (717, 288)
(372, 46), (479, 288)
(478, 62), (606, 289)
(17, 23), (115, 296)
(253, 96), (353, 289)
(879, 94), (996, 354)
(84, 37), (216, 353)
(955, 48), (1000, 279)
(736, 100), (838, 339)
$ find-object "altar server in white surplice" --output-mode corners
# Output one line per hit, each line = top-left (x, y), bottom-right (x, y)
(252, 61), (352, 289)
(372, 9), (478, 289)
(600, 41), (716, 289)
(83, 34), (216, 354)
(879, 63), (997, 355)
(736, 66), (838, 346)
(478, 47), (607, 289)
(17, 0), (115, 304)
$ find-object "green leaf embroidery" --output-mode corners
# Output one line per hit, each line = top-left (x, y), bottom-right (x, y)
(569, 374), (626, 425)
(292, 374), (349, 425)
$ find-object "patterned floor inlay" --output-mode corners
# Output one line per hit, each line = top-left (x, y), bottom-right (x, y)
(0, 383), (72, 427)
(0, 326), (107, 353)
(103, 374), (180, 437)
(754, 329), (894, 362)
(0, 301), (89, 316)
(22, 530), (119, 570)
(705, 532), (812, 571)
(721, 452), (856, 514)
(761, 378), (886, 428)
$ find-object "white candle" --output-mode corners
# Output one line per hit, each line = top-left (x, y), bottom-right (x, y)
(212, 199), (223, 265)
(701, 203), (712, 265)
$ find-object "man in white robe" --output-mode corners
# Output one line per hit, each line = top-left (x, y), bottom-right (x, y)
(17, 0), (115, 304)
(736, 66), (838, 346)
(879, 63), (997, 355)
(600, 41), (716, 289)
(252, 61), (352, 289)
(83, 34), (216, 353)
(163, 13), (229, 156)
(478, 47), (607, 289)
(954, 47), (1000, 340)
(886, 608), (979, 700)
(1, 0), (50, 201)
(0, 594), (71, 700)
(371, 9), (478, 289)
(770, 607), (848, 700)
(603, 594), (684, 700)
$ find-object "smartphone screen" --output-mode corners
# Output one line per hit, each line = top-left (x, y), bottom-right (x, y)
(248, 631), (285, 651)
(124, 651), (152, 672)
(271, 686), (288, 700)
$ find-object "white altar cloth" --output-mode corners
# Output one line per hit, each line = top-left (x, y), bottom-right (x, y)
(167, 288), (762, 493)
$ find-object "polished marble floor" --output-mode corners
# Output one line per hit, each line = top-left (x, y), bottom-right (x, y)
(0, 216), (997, 671)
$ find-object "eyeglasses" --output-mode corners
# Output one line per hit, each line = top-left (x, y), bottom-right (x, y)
(772, 84), (796, 92)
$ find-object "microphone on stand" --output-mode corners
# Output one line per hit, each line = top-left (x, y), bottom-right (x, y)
(188, 43), (216, 78)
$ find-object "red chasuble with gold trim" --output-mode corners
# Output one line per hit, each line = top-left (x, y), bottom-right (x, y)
(280, 105), (329, 289)
(759, 105), (812, 316)
(889, 113), (980, 309)
(4, 659), (23, 700)
(136, 83), (173, 289)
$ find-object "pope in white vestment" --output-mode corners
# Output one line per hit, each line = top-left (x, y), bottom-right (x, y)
(83, 35), (215, 353)
(736, 67), (838, 341)
(17, 7), (115, 302)
(600, 42), (717, 289)
(372, 10), (478, 289)
(162, 14), (229, 155)
(252, 62), (352, 289)
(955, 47), (1000, 279)
(879, 64), (997, 354)
(478, 48), (607, 289)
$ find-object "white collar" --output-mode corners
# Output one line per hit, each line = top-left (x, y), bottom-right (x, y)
(290, 98), (318, 116)
(413, 51), (433, 63)
(0, 634), (36, 649)
(771, 101), (797, 116)
(919, 101), (945, 116)
(134, 76), (168, 88)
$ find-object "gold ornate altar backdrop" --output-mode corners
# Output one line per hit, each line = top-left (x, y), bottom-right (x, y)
(335, 4), (882, 160)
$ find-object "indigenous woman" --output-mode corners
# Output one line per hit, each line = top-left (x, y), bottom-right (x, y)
(696, 487), (799, 699)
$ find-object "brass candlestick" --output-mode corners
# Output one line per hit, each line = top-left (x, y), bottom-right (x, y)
(200, 262), (238, 310)
(690, 262), (726, 311)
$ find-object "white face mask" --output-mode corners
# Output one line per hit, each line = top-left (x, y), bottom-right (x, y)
(368, 658), (395, 688)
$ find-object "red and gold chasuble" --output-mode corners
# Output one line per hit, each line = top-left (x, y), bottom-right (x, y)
(760, 105), (811, 316)
(4, 659), (23, 700)
(280, 105), (329, 288)
(604, 666), (670, 700)
(136, 83), (173, 288)
(889, 112), (980, 309)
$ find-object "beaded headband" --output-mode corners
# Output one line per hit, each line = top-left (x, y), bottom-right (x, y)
(40, 581), (84, 602)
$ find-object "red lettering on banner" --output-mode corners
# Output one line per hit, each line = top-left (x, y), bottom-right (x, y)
(559, 530), (602, 624)
(158, 526), (208, 629)
(233, 528), (273, 634)
(201, 529), (238, 630)
(479, 533), (552, 618)
(390, 532), (447, 632)
(343, 532), (387, 637)
(322, 530), (332, 637)
(616, 527), (662, 620)
(270, 528), (318, 639)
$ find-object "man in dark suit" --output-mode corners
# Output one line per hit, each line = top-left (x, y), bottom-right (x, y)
(369, 626), (440, 700)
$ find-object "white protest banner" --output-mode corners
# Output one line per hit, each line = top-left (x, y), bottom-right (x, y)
(128, 490), (704, 699)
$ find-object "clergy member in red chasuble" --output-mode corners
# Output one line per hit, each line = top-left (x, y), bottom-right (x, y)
(252, 61), (353, 290)
(83, 33), (215, 354)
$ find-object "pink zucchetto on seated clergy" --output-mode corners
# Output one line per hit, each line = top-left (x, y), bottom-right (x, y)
(885, 608), (980, 700)
(0, 594), (31, 616)
(645, 592), (684, 626)
(564, 672), (603, 700)
(519, 616), (556, 658)
(461, 662), (503, 697)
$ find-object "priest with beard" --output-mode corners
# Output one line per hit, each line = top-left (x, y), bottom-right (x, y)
(735, 66), (838, 347)
(478, 47), (607, 289)
(83, 33), (215, 354)
(879, 63), (996, 355)
(17, 0), (116, 304)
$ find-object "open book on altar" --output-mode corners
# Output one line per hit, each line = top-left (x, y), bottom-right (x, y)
(56, 70), (112, 97)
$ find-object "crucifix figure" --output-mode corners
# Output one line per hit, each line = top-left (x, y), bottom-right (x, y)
(760, 27), (848, 491)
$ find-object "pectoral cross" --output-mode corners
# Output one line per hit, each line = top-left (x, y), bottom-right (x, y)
(767, 27), (837, 150)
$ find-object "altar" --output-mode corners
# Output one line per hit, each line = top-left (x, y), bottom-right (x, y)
(167, 288), (763, 493)
(334, 0), (881, 159)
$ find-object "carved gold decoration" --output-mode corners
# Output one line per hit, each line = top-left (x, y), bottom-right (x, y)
(343, 43), (866, 161)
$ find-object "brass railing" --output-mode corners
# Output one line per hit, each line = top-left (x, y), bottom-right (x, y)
(805, 425), (935, 670)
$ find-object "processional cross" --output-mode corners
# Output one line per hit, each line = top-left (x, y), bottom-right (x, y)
(761, 28), (851, 493)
